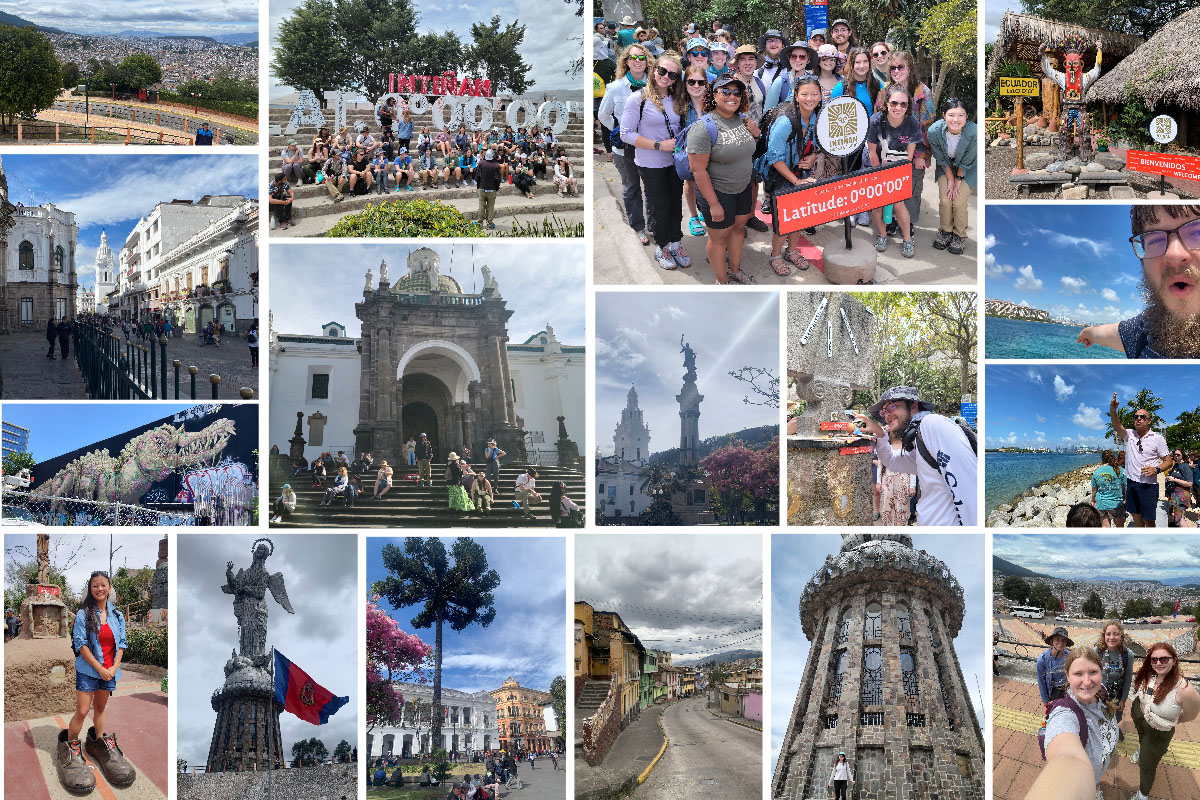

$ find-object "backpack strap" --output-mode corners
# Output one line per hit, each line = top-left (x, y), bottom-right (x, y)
(703, 114), (719, 144)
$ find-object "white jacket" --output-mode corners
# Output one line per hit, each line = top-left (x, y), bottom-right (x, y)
(874, 413), (978, 526)
(829, 761), (853, 782)
(598, 77), (636, 154)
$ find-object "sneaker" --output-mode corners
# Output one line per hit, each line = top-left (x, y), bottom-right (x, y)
(655, 247), (678, 270)
(86, 727), (136, 787)
(487, 221), (496, 229)
(856, 212), (869, 226)
(948, 234), (965, 255)
(270, 516), (281, 523)
(405, 185), (414, 192)
(886, 221), (899, 236)
(669, 243), (692, 268)
(760, 199), (771, 214)
(1130, 748), (1139, 765)
(874, 235), (888, 252)
(746, 216), (769, 232)
(688, 216), (706, 236)
(56, 729), (96, 794)
(848, 214), (857, 228)
(902, 240), (915, 258)
(932, 231), (951, 250)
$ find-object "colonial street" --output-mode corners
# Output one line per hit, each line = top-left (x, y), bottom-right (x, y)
(633, 696), (761, 800)
(500, 757), (565, 799)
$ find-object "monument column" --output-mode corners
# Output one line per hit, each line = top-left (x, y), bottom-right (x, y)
(675, 336), (703, 468)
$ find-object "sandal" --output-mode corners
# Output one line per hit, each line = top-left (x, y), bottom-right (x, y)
(784, 249), (811, 271)
(726, 270), (755, 284)
(636, 230), (651, 246)
(769, 255), (791, 277)
(688, 216), (706, 236)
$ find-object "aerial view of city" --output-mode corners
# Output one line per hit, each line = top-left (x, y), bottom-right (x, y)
(0, 0), (257, 145)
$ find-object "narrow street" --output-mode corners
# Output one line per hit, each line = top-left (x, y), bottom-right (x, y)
(633, 697), (761, 800)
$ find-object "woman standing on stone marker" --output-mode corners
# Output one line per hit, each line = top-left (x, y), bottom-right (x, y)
(1026, 646), (1117, 800)
(58, 571), (136, 793)
(446, 452), (475, 512)
(1128, 641), (1200, 800)
(760, 74), (822, 275)
(1093, 620), (1133, 740)
(396, 106), (413, 152)
(826, 752), (854, 799)
(621, 49), (689, 271)
(687, 74), (760, 284)
(866, 83), (918, 258)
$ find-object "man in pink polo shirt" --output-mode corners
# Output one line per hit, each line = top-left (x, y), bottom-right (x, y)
(1109, 392), (1173, 527)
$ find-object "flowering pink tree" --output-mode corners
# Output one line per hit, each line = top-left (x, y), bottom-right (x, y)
(367, 596), (432, 735)
(700, 438), (780, 523)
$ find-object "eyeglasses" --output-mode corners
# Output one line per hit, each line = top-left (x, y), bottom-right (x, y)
(627, 54), (647, 61)
(686, 78), (708, 86)
(1150, 656), (1174, 665)
(1129, 218), (1200, 259)
(890, 64), (907, 72)
(655, 66), (679, 79)
(888, 100), (909, 107)
(688, 49), (710, 58)
(717, 87), (743, 97)
(882, 401), (905, 415)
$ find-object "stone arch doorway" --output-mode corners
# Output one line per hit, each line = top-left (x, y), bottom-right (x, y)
(197, 304), (215, 330)
(403, 401), (439, 458)
(217, 302), (236, 331)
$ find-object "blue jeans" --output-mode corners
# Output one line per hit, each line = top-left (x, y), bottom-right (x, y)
(77, 672), (117, 692)
(407, 452), (416, 465)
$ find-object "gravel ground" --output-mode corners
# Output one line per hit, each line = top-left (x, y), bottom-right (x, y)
(985, 144), (1198, 200)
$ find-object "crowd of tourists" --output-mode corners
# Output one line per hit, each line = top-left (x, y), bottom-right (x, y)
(593, 18), (976, 283)
(272, 437), (583, 525)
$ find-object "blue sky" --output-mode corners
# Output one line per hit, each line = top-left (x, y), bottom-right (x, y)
(269, 0), (582, 98)
(995, 533), (1200, 581)
(595, 292), (779, 457)
(5, 0), (256, 36)
(270, 243), (585, 345)
(3, 532), (163, 603)
(3, 155), (258, 294)
(367, 537), (567, 694)
(985, 364), (1200, 449)
(985, 1), (1021, 43)
(770, 534), (986, 772)
(985, 205), (1145, 325)
(1, 403), (212, 460)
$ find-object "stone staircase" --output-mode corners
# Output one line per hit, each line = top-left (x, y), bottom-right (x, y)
(271, 461), (585, 528)
(575, 679), (612, 751)
(267, 108), (585, 235)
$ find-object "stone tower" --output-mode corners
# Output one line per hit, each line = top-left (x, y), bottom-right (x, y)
(676, 336), (703, 467)
(773, 534), (984, 800)
(614, 385), (651, 463)
(93, 231), (115, 313)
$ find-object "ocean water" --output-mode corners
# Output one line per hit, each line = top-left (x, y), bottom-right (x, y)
(984, 317), (1117, 359)
(985, 451), (1102, 512)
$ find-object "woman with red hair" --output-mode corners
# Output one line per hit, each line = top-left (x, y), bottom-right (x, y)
(1128, 642), (1200, 800)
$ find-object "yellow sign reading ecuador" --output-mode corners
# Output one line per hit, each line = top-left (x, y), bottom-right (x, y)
(998, 77), (1040, 96)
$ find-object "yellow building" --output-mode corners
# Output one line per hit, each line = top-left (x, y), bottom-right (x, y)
(594, 610), (644, 725)
(575, 601), (594, 681)
(491, 677), (553, 754)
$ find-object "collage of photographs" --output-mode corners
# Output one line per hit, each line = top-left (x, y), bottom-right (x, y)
(0, 0), (1198, 797)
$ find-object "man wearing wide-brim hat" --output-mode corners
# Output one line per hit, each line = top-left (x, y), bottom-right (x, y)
(851, 385), (978, 527)
(1036, 626), (1074, 704)
(616, 16), (638, 48)
(755, 29), (790, 88)
(763, 42), (818, 110)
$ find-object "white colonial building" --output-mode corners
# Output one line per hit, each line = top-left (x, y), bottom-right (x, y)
(92, 230), (116, 313)
(117, 195), (258, 332)
(367, 682), (501, 759)
(596, 385), (653, 518)
(269, 318), (362, 458)
(507, 324), (584, 463)
(0, 197), (79, 331)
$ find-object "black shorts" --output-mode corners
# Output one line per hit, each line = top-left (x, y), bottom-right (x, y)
(697, 183), (753, 230)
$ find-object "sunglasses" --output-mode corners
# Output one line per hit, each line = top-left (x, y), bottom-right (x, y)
(1150, 656), (1174, 665)
(686, 78), (707, 86)
(890, 64), (907, 71)
(656, 66), (679, 79)
(627, 54), (647, 61)
(689, 49), (710, 57)
(872, 50), (889, 58)
(717, 87), (743, 97)
(1134, 413), (1150, 419)
(794, 75), (820, 85)
(888, 100), (909, 107)
(1129, 218), (1200, 259)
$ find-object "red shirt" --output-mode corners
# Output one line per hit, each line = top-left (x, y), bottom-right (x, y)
(98, 622), (116, 669)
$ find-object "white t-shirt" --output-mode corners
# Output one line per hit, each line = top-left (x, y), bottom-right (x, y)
(945, 131), (961, 158)
(515, 474), (536, 493)
(874, 413), (978, 526)
(1121, 428), (1169, 485)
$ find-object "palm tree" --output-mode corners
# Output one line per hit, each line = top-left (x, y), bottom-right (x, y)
(1106, 388), (1166, 444)
(372, 538), (501, 754)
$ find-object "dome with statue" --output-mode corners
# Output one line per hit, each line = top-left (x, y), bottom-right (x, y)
(389, 247), (463, 295)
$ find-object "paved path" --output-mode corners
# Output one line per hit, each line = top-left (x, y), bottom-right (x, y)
(593, 154), (977, 286)
(0, 329), (88, 399)
(4, 667), (167, 800)
(145, 332), (260, 397)
(633, 697), (760, 800)
(503, 757), (565, 799)
(992, 675), (1200, 799)
(574, 705), (667, 800)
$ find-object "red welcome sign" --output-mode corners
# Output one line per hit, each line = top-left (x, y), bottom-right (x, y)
(37, 585), (60, 596)
(1127, 150), (1200, 182)
(772, 161), (914, 235)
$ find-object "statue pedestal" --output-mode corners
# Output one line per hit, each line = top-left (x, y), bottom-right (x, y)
(20, 584), (69, 640)
(786, 436), (874, 525)
(208, 655), (284, 772)
(822, 245), (877, 285)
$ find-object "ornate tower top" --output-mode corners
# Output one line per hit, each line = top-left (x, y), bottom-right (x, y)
(391, 247), (463, 294)
(615, 384), (651, 462)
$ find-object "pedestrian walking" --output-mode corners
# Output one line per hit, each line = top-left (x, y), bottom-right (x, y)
(245, 323), (259, 367)
(827, 752), (854, 799)
(58, 318), (72, 359)
(46, 316), (58, 359)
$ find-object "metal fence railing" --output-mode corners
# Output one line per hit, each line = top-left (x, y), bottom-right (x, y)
(1, 488), (195, 526)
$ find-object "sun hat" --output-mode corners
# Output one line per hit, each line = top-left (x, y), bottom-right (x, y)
(1043, 626), (1074, 647)
(757, 29), (789, 51)
(448, 452), (460, 461)
(685, 37), (710, 53)
(734, 44), (759, 60)
(779, 42), (818, 66)
(817, 43), (847, 66)
(867, 386), (935, 423)
(711, 73), (748, 93)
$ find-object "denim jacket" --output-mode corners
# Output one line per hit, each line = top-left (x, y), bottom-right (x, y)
(73, 602), (127, 681)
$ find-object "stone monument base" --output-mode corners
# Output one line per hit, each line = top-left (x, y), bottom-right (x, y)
(3, 637), (76, 722)
(786, 436), (874, 525)
(147, 608), (168, 628)
(178, 763), (357, 800)
(671, 478), (716, 525)
(822, 245), (877, 285)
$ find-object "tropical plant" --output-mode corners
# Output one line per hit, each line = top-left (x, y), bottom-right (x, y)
(371, 538), (500, 752)
(124, 626), (167, 667)
(1106, 389), (1165, 444)
(325, 199), (488, 238)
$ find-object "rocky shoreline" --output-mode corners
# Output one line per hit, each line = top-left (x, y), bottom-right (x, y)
(986, 464), (1100, 528)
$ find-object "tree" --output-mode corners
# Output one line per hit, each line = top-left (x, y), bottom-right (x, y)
(918, 291), (977, 400)
(371, 538), (500, 756)
(366, 596), (431, 735)
(61, 61), (80, 89)
(916, 0), (976, 111)
(700, 439), (779, 524)
(271, 0), (352, 106)
(110, 566), (154, 618)
(117, 53), (162, 91)
(1019, 0), (1192, 39)
(467, 16), (534, 96)
(1081, 591), (1105, 619)
(2, 449), (35, 476)
(334, 0), (420, 101)
(1120, 597), (1154, 619)
(549, 675), (566, 748)
(1028, 582), (1059, 612)
(1001, 576), (1031, 605)
(1165, 406), (1200, 453)
(0, 24), (62, 131)
(333, 739), (353, 763)
(1106, 389), (1165, 445)
(729, 366), (779, 408)
(291, 736), (329, 767)
(408, 30), (466, 82)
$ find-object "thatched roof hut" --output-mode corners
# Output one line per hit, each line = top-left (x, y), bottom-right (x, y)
(984, 12), (1142, 89)
(1088, 8), (1200, 112)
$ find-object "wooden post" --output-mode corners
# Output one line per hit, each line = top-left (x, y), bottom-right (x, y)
(1015, 97), (1025, 171)
(158, 131), (163, 144)
(126, 126), (131, 145)
(16, 123), (21, 142)
(55, 124), (60, 141)
(91, 126), (95, 143)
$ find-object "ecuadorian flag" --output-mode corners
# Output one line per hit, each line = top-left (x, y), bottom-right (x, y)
(273, 649), (350, 725)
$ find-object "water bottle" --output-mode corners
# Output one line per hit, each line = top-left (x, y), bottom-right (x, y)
(883, 204), (893, 224)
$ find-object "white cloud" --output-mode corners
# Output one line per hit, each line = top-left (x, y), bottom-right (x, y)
(1060, 276), (1088, 293)
(1072, 403), (1105, 430)
(1101, 288), (1119, 302)
(1036, 228), (1114, 258)
(1026, 369), (1043, 384)
(1053, 374), (1075, 402)
(986, 253), (1016, 278)
(1036, 414), (1046, 423)
(1015, 264), (1044, 291)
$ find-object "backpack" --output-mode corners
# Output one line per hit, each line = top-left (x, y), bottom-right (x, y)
(673, 114), (721, 180)
(910, 415), (978, 474)
(753, 103), (816, 185)
(1037, 685), (1109, 759)
(610, 96), (645, 150)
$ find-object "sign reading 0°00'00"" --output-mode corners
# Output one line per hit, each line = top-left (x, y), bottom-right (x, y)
(772, 161), (914, 235)
(1127, 150), (1200, 182)
(997, 77), (1040, 96)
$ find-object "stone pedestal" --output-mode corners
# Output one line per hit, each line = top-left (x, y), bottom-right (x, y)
(787, 293), (874, 430)
(671, 478), (715, 525)
(822, 244), (877, 285)
(207, 653), (285, 772)
(19, 584), (69, 640)
(148, 535), (168, 628)
(786, 437), (873, 525)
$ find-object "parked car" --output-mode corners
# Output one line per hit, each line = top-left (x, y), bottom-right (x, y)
(1136, 619), (1148, 624)
(1150, 618), (1163, 624)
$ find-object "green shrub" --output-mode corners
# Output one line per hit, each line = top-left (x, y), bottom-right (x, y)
(495, 214), (584, 237)
(124, 626), (167, 667)
(161, 674), (168, 693)
(325, 199), (488, 238)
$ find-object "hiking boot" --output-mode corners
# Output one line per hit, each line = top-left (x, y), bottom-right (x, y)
(85, 727), (136, 787)
(932, 231), (951, 250)
(670, 244), (692, 268)
(948, 234), (965, 255)
(746, 216), (769, 233)
(56, 729), (95, 795)
(654, 247), (678, 270)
